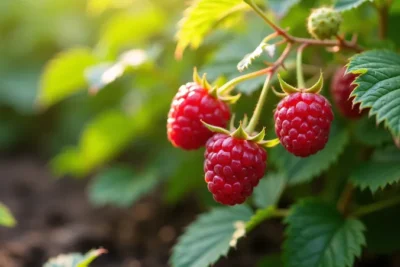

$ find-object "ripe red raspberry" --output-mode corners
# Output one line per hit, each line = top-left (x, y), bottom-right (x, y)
(331, 67), (364, 119)
(167, 83), (230, 150)
(274, 92), (333, 157)
(204, 134), (267, 205)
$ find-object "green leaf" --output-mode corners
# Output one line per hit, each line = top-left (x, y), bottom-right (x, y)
(51, 110), (137, 177)
(267, 0), (300, 17)
(51, 89), (169, 177)
(353, 116), (392, 146)
(165, 150), (205, 204)
(270, 124), (349, 185)
(350, 162), (400, 192)
(347, 50), (400, 138)
(372, 145), (400, 162)
(97, 6), (165, 58)
(44, 248), (106, 267)
(85, 49), (150, 94)
(334, 0), (373, 11)
(38, 48), (98, 108)
(0, 203), (16, 228)
(253, 173), (286, 209)
(175, 0), (246, 58)
(171, 205), (253, 267)
(0, 67), (40, 114)
(87, 0), (131, 16)
(284, 200), (366, 267)
(89, 166), (159, 207)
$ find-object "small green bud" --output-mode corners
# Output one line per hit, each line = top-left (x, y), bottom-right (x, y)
(307, 7), (342, 40)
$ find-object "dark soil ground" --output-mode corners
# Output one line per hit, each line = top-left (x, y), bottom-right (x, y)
(0, 155), (398, 267)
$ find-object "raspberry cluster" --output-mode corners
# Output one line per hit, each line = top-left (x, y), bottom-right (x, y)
(204, 134), (267, 205)
(167, 64), (336, 204)
(167, 82), (230, 150)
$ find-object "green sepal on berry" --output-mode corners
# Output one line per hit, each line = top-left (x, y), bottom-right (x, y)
(202, 117), (280, 148)
(193, 68), (241, 104)
(307, 7), (342, 40)
(274, 71), (324, 97)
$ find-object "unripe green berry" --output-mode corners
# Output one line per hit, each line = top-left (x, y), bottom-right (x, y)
(307, 7), (342, 40)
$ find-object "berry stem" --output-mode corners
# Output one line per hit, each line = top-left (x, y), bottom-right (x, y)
(352, 195), (400, 217)
(244, 0), (363, 52)
(337, 183), (354, 215)
(217, 68), (269, 95)
(243, 0), (291, 40)
(296, 44), (307, 89)
(245, 207), (289, 232)
(246, 73), (272, 133)
(376, 2), (389, 39)
(246, 44), (293, 133)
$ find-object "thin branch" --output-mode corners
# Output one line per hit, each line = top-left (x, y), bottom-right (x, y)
(337, 183), (354, 215)
(244, 0), (363, 53)
(243, 0), (291, 40)
(352, 195), (400, 217)
(377, 4), (389, 39)
(246, 43), (292, 132)
(245, 208), (290, 232)
(296, 44), (308, 88)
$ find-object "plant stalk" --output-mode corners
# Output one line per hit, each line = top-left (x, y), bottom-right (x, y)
(352, 195), (400, 217)
(245, 72), (272, 133)
(218, 68), (269, 94)
(296, 44), (307, 88)
(337, 183), (354, 215)
(245, 208), (289, 232)
(377, 4), (389, 40)
(245, 43), (292, 133)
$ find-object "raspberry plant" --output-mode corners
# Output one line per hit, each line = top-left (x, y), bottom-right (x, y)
(32, 0), (400, 266)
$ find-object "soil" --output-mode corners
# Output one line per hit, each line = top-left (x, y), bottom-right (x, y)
(0, 154), (398, 267)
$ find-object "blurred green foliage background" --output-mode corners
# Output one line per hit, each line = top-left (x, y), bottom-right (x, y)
(0, 0), (397, 209)
(2, 0), (400, 266)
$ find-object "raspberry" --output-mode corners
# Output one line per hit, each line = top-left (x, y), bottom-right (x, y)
(307, 7), (342, 40)
(204, 133), (267, 205)
(331, 67), (364, 119)
(167, 82), (230, 150)
(274, 92), (333, 157)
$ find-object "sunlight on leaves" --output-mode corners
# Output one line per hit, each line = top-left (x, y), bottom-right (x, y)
(38, 48), (98, 109)
(0, 203), (16, 228)
(175, 0), (247, 59)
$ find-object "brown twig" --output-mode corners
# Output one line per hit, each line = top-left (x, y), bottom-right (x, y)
(337, 183), (354, 215)
(244, 0), (363, 53)
(377, 4), (388, 40)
